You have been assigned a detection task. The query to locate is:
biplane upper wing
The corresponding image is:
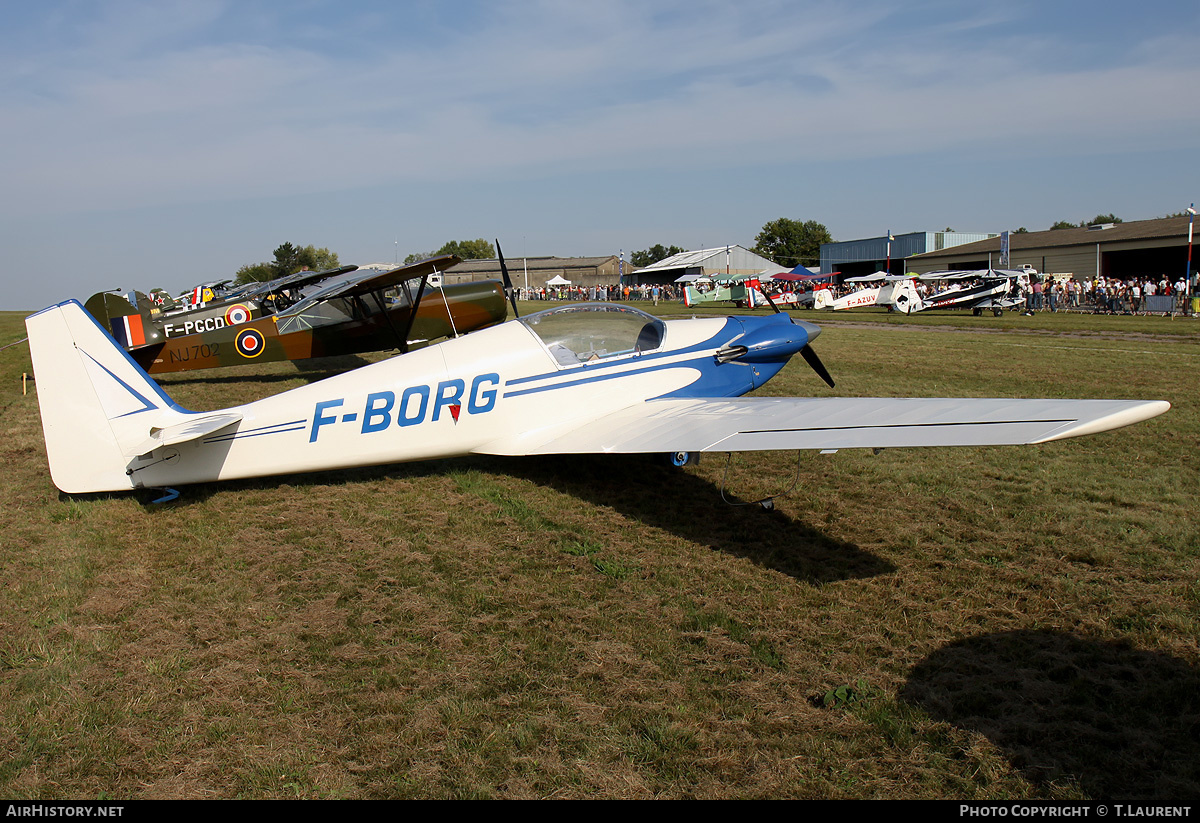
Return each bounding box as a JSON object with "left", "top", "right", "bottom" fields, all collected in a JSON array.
[
  {"left": 329, "top": 254, "right": 462, "bottom": 300},
  {"left": 918, "top": 269, "right": 1025, "bottom": 281},
  {"left": 474, "top": 396, "right": 1170, "bottom": 456},
  {"left": 240, "top": 264, "right": 360, "bottom": 298}
]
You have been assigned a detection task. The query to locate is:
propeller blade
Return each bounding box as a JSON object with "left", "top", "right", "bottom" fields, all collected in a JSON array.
[
  {"left": 757, "top": 286, "right": 782, "bottom": 314},
  {"left": 800, "top": 344, "right": 835, "bottom": 388},
  {"left": 495, "top": 239, "right": 519, "bottom": 319}
]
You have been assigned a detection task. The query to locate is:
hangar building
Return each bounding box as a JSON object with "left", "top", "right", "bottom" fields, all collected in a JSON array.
[
  {"left": 904, "top": 216, "right": 1197, "bottom": 282},
  {"left": 631, "top": 246, "right": 781, "bottom": 285},
  {"left": 820, "top": 230, "right": 998, "bottom": 278}
]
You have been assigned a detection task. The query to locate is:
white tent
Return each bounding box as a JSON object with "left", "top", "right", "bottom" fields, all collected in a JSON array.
[{"left": 545, "top": 275, "right": 572, "bottom": 286}]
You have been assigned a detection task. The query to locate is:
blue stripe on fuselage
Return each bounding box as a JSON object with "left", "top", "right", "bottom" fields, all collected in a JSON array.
[
  {"left": 502, "top": 317, "right": 741, "bottom": 393},
  {"left": 499, "top": 316, "right": 793, "bottom": 401}
]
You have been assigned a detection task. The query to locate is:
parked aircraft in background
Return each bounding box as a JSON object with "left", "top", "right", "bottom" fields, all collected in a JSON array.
[
  {"left": 814, "top": 270, "right": 1029, "bottom": 316},
  {"left": 82, "top": 257, "right": 508, "bottom": 374},
  {"left": 814, "top": 273, "right": 920, "bottom": 312},
  {"left": 909, "top": 270, "right": 1029, "bottom": 316},
  {"left": 25, "top": 289, "right": 1167, "bottom": 497},
  {"left": 683, "top": 273, "right": 813, "bottom": 309},
  {"left": 85, "top": 264, "right": 360, "bottom": 349}
]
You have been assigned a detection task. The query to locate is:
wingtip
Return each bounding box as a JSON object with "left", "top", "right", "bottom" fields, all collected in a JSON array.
[{"left": 1034, "top": 400, "right": 1171, "bottom": 443}]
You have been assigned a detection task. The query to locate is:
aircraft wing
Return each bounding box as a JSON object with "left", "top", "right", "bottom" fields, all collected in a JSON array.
[
  {"left": 474, "top": 397, "right": 1169, "bottom": 456},
  {"left": 328, "top": 255, "right": 463, "bottom": 301},
  {"left": 240, "top": 265, "right": 360, "bottom": 299}
]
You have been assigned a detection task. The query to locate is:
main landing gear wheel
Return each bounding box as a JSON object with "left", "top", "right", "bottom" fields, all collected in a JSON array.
[{"left": 668, "top": 451, "right": 698, "bottom": 467}]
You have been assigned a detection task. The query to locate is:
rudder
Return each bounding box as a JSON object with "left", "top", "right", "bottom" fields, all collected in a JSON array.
[{"left": 26, "top": 300, "right": 190, "bottom": 493}]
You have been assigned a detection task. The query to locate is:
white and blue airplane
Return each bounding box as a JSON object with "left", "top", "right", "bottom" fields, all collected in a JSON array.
[{"left": 25, "top": 297, "right": 1168, "bottom": 495}]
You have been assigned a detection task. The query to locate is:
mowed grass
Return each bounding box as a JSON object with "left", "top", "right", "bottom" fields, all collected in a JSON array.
[{"left": 0, "top": 304, "right": 1197, "bottom": 799}]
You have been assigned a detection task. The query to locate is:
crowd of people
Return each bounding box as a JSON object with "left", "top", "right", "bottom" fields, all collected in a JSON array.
[
  {"left": 518, "top": 283, "right": 682, "bottom": 303},
  {"left": 514, "top": 274, "right": 1197, "bottom": 316},
  {"left": 1023, "top": 275, "right": 1193, "bottom": 314}
]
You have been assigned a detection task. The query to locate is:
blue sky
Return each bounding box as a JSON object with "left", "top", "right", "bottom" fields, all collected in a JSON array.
[{"left": 3, "top": 0, "right": 1198, "bottom": 309}]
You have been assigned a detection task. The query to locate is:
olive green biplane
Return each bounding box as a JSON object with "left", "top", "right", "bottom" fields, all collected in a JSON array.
[{"left": 83, "top": 255, "right": 508, "bottom": 375}]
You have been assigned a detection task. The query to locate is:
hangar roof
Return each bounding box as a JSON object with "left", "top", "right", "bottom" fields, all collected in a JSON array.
[
  {"left": 634, "top": 245, "right": 778, "bottom": 274},
  {"left": 911, "top": 215, "right": 1195, "bottom": 261},
  {"left": 448, "top": 256, "right": 619, "bottom": 274}
]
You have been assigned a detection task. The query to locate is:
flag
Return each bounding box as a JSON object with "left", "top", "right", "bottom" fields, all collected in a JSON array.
[{"left": 111, "top": 313, "right": 146, "bottom": 347}]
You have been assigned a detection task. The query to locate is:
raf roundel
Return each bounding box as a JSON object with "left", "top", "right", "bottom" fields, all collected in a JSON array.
[
  {"left": 225, "top": 304, "right": 252, "bottom": 325},
  {"left": 235, "top": 328, "right": 265, "bottom": 358}
]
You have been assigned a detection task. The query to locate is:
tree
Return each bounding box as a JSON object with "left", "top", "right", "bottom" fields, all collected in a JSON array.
[
  {"left": 435, "top": 238, "right": 495, "bottom": 260},
  {"left": 297, "top": 245, "right": 340, "bottom": 272},
  {"left": 1086, "top": 214, "right": 1122, "bottom": 226},
  {"left": 233, "top": 242, "right": 342, "bottom": 285},
  {"left": 751, "top": 218, "right": 832, "bottom": 267},
  {"left": 630, "top": 244, "right": 684, "bottom": 268},
  {"left": 1049, "top": 220, "right": 1078, "bottom": 231},
  {"left": 405, "top": 239, "right": 496, "bottom": 265}
]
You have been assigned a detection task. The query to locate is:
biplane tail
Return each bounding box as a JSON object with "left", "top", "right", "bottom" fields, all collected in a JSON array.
[
  {"left": 886, "top": 278, "right": 923, "bottom": 314},
  {"left": 26, "top": 300, "right": 237, "bottom": 493},
  {"left": 82, "top": 291, "right": 158, "bottom": 348}
]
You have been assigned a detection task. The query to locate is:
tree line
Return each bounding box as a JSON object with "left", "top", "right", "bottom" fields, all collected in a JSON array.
[{"left": 233, "top": 210, "right": 1171, "bottom": 285}]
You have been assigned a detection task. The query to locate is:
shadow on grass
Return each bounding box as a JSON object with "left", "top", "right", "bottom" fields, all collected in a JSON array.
[
  {"left": 499, "top": 453, "right": 891, "bottom": 585},
  {"left": 900, "top": 629, "right": 1200, "bottom": 799},
  {"left": 124, "top": 452, "right": 890, "bottom": 586}
]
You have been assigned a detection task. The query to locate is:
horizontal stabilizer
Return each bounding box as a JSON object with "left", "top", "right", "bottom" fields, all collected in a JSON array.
[{"left": 127, "top": 413, "right": 243, "bottom": 458}]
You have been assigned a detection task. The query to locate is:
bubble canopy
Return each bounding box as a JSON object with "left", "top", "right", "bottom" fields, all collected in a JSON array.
[{"left": 518, "top": 304, "right": 666, "bottom": 365}]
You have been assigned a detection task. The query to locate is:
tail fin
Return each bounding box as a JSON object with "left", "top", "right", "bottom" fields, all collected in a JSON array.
[
  {"left": 26, "top": 300, "right": 196, "bottom": 493},
  {"left": 82, "top": 291, "right": 160, "bottom": 348},
  {"left": 813, "top": 288, "right": 833, "bottom": 310},
  {"left": 892, "top": 278, "right": 923, "bottom": 314}
]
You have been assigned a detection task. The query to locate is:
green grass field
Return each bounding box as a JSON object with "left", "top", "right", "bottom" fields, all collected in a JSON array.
[{"left": 1, "top": 304, "right": 1197, "bottom": 799}]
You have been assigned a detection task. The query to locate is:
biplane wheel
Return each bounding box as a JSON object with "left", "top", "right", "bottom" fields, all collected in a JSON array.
[
  {"left": 668, "top": 451, "right": 697, "bottom": 467},
  {"left": 993, "top": 309, "right": 1003, "bottom": 317},
  {"left": 972, "top": 308, "right": 982, "bottom": 316}
]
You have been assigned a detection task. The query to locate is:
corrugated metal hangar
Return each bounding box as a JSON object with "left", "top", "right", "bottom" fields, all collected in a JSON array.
[
  {"left": 820, "top": 230, "right": 997, "bottom": 277},
  {"left": 631, "top": 246, "right": 781, "bottom": 285},
  {"left": 905, "top": 216, "right": 1196, "bottom": 281}
]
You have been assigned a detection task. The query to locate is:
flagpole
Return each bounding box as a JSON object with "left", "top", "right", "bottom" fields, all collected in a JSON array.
[{"left": 1187, "top": 205, "right": 1195, "bottom": 313}]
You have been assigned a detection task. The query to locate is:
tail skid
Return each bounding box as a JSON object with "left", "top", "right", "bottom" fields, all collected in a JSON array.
[{"left": 26, "top": 300, "right": 233, "bottom": 493}]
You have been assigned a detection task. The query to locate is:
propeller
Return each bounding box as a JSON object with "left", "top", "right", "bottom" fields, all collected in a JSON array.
[
  {"left": 757, "top": 286, "right": 835, "bottom": 388},
  {"left": 786, "top": 317, "right": 836, "bottom": 389},
  {"left": 757, "top": 287, "right": 782, "bottom": 314},
  {"left": 495, "top": 239, "right": 519, "bottom": 319},
  {"left": 801, "top": 343, "right": 835, "bottom": 388}
]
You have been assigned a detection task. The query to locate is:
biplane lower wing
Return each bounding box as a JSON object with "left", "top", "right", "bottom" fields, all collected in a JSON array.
[{"left": 474, "top": 396, "right": 1170, "bottom": 456}]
